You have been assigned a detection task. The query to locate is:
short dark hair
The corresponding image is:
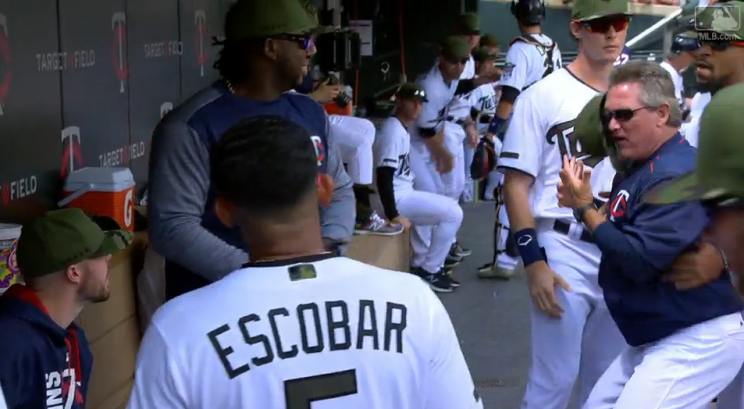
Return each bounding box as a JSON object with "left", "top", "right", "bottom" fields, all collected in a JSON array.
[{"left": 210, "top": 116, "right": 319, "bottom": 217}]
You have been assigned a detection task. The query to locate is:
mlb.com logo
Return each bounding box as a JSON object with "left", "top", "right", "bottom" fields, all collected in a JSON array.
[{"left": 695, "top": 4, "right": 741, "bottom": 41}]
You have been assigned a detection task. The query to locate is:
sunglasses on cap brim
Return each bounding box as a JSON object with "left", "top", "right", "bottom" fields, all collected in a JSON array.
[{"left": 574, "top": 15, "right": 631, "bottom": 34}]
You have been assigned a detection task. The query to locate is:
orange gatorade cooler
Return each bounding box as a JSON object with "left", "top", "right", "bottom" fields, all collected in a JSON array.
[
  {"left": 0, "top": 224, "right": 22, "bottom": 294},
  {"left": 58, "top": 167, "right": 136, "bottom": 231}
]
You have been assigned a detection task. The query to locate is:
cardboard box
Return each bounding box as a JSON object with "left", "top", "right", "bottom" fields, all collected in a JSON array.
[
  {"left": 77, "top": 232, "right": 147, "bottom": 409},
  {"left": 346, "top": 229, "right": 410, "bottom": 271}
]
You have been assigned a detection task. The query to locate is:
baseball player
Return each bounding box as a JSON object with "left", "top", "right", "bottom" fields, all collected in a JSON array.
[
  {"left": 128, "top": 115, "right": 482, "bottom": 409},
  {"left": 659, "top": 31, "right": 699, "bottom": 113},
  {"left": 371, "top": 83, "right": 463, "bottom": 293},
  {"left": 562, "top": 61, "right": 744, "bottom": 409},
  {"left": 478, "top": 0, "right": 563, "bottom": 280},
  {"left": 411, "top": 36, "right": 499, "bottom": 269},
  {"left": 496, "top": 0, "right": 630, "bottom": 406},
  {"left": 463, "top": 42, "right": 501, "bottom": 203}
]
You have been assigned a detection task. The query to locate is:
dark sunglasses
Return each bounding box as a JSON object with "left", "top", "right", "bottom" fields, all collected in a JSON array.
[
  {"left": 700, "top": 39, "right": 744, "bottom": 51},
  {"left": 271, "top": 33, "right": 315, "bottom": 51},
  {"left": 579, "top": 15, "right": 631, "bottom": 34},
  {"left": 445, "top": 56, "right": 469, "bottom": 66},
  {"left": 603, "top": 106, "right": 648, "bottom": 124}
]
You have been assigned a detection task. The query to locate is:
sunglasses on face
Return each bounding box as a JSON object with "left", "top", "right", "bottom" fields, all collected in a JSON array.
[
  {"left": 272, "top": 33, "right": 315, "bottom": 51},
  {"left": 700, "top": 39, "right": 744, "bottom": 51},
  {"left": 445, "top": 56, "right": 469, "bottom": 66},
  {"left": 603, "top": 106, "right": 648, "bottom": 123},
  {"left": 580, "top": 15, "right": 631, "bottom": 34}
]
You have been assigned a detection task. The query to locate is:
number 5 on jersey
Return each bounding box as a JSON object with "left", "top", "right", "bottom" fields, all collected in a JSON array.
[{"left": 285, "top": 369, "right": 357, "bottom": 409}]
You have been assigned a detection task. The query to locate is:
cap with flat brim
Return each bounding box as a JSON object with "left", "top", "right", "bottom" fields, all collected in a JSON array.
[
  {"left": 572, "top": 0, "right": 630, "bottom": 21},
  {"left": 396, "top": 83, "right": 429, "bottom": 102},
  {"left": 224, "top": 0, "right": 321, "bottom": 41},
  {"left": 441, "top": 35, "right": 471, "bottom": 60},
  {"left": 92, "top": 230, "right": 135, "bottom": 258}
]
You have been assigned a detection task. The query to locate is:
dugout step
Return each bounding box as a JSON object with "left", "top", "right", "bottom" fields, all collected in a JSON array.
[{"left": 347, "top": 229, "right": 410, "bottom": 272}]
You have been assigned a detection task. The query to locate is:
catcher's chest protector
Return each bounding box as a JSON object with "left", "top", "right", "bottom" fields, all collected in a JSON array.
[{"left": 509, "top": 34, "right": 556, "bottom": 85}]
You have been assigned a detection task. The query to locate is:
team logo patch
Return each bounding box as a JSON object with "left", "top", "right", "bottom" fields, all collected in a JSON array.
[
  {"left": 502, "top": 62, "right": 515, "bottom": 79},
  {"left": 289, "top": 264, "right": 318, "bottom": 281},
  {"left": 610, "top": 189, "right": 630, "bottom": 221}
]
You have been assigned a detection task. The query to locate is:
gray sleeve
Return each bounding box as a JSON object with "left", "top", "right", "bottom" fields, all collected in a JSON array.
[
  {"left": 319, "top": 115, "right": 356, "bottom": 245},
  {"left": 148, "top": 120, "right": 248, "bottom": 281}
]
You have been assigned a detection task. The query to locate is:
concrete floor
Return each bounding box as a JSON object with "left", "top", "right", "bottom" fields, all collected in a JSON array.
[{"left": 442, "top": 201, "right": 532, "bottom": 409}]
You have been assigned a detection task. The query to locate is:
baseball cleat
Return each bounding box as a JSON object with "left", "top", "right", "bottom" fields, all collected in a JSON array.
[
  {"left": 354, "top": 211, "right": 404, "bottom": 236},
  {"left": 476, "top": 263, "right": 517, "bottom": 279},
  {"left": 450, "top": 242, "right": 472, "bottom": 257}
]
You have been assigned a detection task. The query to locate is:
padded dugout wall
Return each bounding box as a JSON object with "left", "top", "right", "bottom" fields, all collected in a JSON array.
[{"left": 0, "top": 0, "right": 227, "bottom": 223}]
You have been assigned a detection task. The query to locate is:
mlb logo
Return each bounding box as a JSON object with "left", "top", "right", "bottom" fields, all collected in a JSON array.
[{"left": 695, "top": 4, "right": 741, "bottom": 41}]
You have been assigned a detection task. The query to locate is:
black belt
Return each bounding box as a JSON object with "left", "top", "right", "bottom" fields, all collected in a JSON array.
[
  {"left": 553, "top": 220, "right": 594, "bottom": 243},
  {"left": 446, "top": 116, "right": 466, "bottom": 125},
  {"left": 478, "top": 115, "right": 494, "bottom": 124}
]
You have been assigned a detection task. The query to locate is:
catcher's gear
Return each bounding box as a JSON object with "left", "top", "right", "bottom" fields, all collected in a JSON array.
[
  {"left": 511, "top": 0, "right": 545, "bottom": 26},
  {"left": 470, "top": 138, "right": 497, "bottom": 180},
  {"left": 492, "top": 185, "right": 518, "bottom": 264}
]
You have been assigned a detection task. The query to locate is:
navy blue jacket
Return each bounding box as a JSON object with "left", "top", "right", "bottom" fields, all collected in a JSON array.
[
  {"left": 0, "top": 284, "right": 93, "bottom": 408},
  {"left": 595, "top": 134, "right": 743, "bottom": 346}
]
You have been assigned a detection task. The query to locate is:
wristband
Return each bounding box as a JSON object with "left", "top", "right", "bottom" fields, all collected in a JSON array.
[
  {"left": 487, "top": 116, "right": 506, "bottom": 135},
  {"left": 513, "top": 228, "right": 545, "bottom": 267}
]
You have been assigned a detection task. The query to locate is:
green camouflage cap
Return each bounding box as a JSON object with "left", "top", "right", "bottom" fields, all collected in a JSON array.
[
  {"left": 441, "top": 36, "right": 471, "bottom": 60},
  {"left": 458, "top": 12, "right": 480, "bottom": 34},
  {"left": 574, "top": 94, "right": 608, "bottom": 157},
  {"left": 472, "top": 47, "right": 498, "bottom": 62},
  {"left": 224, "top": 0, "right": 320, "bottom": 41},
  {"left": 572, "top": 0, "right": 630, "bottom": 21},
  {"left": 16, "top": 208, "right": 134, "bottom": 278},
  {"left": 480, "top": 33, "right": 500, "bottom": 48},
  {"left": 647, "top": 83, "right": 744, "bottom": 204},
  {"left": 396, "top": 83, "right": 428, "bottom": 102},
  {"left": 693, "top": 1, "right": 744, "bottom": 41}
]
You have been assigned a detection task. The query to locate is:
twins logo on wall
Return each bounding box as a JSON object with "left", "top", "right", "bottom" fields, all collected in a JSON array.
[
  {"left": 195, "top": 10, "right": 207, "bottom": 77},
  {"left": 61, "top": 126, "right": 83, "bottom": 179},
  {"left": 0, "top": 14, "right": 12, "bottom": 117},
  {"left": 112, "top": 12, "right": 128, "bottom": 93}
]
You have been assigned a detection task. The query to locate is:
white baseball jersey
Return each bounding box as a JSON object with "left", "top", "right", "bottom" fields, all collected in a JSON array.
[
  {"left": 462, "top": 55, "right": 476, "bottom": 80},
  {"left": 499, "top": 34, "right": 562, "bottom": 92},
  {"left": 659, "top": 61, "right": 684, "bottom": 109},
  {"left": 498, "top": 68, "right": 605, "bottom": 220},
  {"left": 412, "top": 65, "right": 458, "bottom": 144},
  {"left": 470, "top": 84, "right": 498, "bottom": 133},
  {"left": 374, "top": 117, "right": 415, "bottom": 193},
  {"left": 681, "top": 92, "right": 711, "bottom": 148},
  {"left": 127, "top": 256, "right": 482, "bottom": 409}
]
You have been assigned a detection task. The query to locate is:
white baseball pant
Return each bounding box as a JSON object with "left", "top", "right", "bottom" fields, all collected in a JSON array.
[
  {"left": 409, "top": 140, "right": 446, "bottom": 253},
  {"left": 442, "top": 122, "right": 466, "bottom": 202},
  {"left": 328, "top": 114, "right": 375, "bottom": 185},
  {"left": 583, "top": 313, "right": 744, "bottom": 409},
  {"left": 522, "top": 228, "right": 627, "bottom": 409},
  {"left": 371, "top": 189, "right": 462, "bottom": 274},
  {"left": 484, "top": 137, "right": 504, "bottom": 200}
]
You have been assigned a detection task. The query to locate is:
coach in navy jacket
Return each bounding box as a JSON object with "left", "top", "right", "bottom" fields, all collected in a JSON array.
[
  {"left": 148, "top": 0, "right": 355, "bottom": 300},
  {"left": 557, "top": 62, "right": 741, "bottom": 347},
  {"left": 0, "top": 208, "right": 133, "bottom": 408}
]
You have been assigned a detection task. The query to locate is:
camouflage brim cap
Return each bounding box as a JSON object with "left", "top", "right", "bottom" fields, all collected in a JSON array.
[
  {"left": 472, "top": 47, "right": 498, "bottom": 62},
  {"left": 693, "top": 1, "right": 744, "bottom": 41},
  {"left": 574, "top": 94, "right": 608, "bottom": 157},
  {"left": 441, "top": 35, "right": 471, "bottom": 60},
  {"left": 396, "top": 83, "right": 428, "bottom": 102},
  {"left": 480, "top": 33, "right": 499, "bottom": 48},
  {"left": 224, "top": 0, "right": 320, "bottom": 41},
  {"left": 16, "top": 208, "right": 134, "bottom": 278},
  {"left": 646, "top": 83, "right": 744, "bottom": 204},
  {"left": 458, "top": 12, "right": 480, "bottom": 34},
  {"left": 572, "top": 0, "right": 630, "bottom": 21}
]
